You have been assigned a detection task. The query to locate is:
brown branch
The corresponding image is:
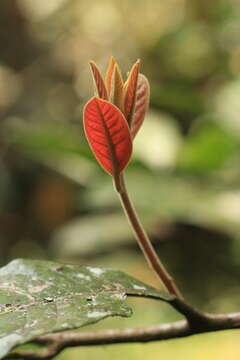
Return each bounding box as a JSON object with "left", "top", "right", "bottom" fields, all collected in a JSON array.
[{"left": 7, "top": 310, "right": 240, "bottom": 360}]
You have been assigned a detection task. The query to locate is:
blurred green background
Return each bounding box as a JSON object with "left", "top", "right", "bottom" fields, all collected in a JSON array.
[{"left": 0, "top": 0, "right": 240, "bottom": 359}]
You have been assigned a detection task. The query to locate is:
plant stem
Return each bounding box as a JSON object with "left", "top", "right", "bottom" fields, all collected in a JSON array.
[
  {"left": 9, "top": 311, "right": 240, "bottom": 359},
  {"left": 113, "top": 172, "right": 183, "bottom": 299}
]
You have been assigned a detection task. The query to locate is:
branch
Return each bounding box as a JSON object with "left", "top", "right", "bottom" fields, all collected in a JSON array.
[{"left": 8, "top": 310, "right": 240, "bottom": 359}]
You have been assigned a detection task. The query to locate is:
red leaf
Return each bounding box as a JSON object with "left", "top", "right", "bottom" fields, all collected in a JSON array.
[
  {"left": 110, "top": 64, "right": 124, "bottom": 110},
  {"left": 131, "top": 74, "right": 150, "bottom": 138},
  {"left": 90, "top": 61, "right": 108, "bottom": 100},
  {"left": 123, "top": 59, "right": 141, "bottom": 126},
  {"left": 83, "top": 97, "right": 132, "bottom": 175},
  {"left": 105, "top": 56, "right": 116, "bottom": 97}
]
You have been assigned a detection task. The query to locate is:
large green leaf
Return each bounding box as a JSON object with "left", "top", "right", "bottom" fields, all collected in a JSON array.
[{"left": 0, "top": 259, "right": 172, "bottom": 358}]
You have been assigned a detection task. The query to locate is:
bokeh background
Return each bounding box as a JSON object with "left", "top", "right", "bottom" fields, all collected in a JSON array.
[{"left": 0, "top": 0, "right": 240, "bottom": 359}]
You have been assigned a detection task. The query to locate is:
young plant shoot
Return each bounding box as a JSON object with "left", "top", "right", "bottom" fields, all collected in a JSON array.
[{"left": 83, "top": 57, "right": 182, "bottom": 299}]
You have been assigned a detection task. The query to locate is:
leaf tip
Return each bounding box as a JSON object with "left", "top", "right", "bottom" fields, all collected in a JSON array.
[{"left": 89, "top": 60, "right": 96, "bottom": 68}]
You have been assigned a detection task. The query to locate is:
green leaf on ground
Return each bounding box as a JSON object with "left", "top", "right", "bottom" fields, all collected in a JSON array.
[{"left": 0, "top": 259, "right": 173, "bottom": 358}]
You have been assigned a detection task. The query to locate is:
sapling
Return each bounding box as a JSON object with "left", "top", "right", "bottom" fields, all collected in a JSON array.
[{"left": 83, "top": 57, "right": 182, "bottom": 299}]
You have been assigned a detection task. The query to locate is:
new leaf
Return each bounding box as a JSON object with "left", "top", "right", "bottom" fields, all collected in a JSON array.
[{"left": 83, "top": 97, "right": 132, "bottom": 175}]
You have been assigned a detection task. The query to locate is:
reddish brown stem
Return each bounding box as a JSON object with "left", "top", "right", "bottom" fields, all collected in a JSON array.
[{"left": 113, "top": 172, "right": 183, "bottom": 299}]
